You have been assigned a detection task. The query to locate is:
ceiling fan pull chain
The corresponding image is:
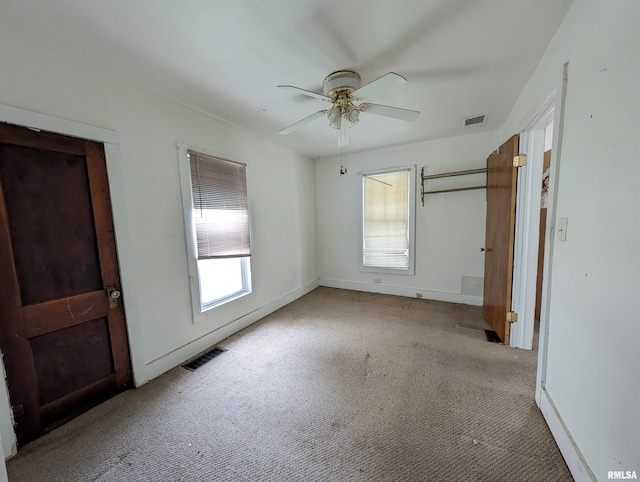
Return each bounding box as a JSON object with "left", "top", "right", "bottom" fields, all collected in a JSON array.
[{"left": 339, "top": 117, "right": 348, "bottom": 175}]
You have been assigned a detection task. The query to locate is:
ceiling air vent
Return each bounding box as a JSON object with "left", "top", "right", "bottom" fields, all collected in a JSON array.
[{"left": 464, "top": 114, "right": 486, "bottom": 127}]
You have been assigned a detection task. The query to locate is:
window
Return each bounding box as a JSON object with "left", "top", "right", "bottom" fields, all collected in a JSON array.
[
  {"left": 178, "top": 144, "right": 252, "bottom": 315},
  {"left": 360, "top": 166, "right": 415, "bottom": 274}
]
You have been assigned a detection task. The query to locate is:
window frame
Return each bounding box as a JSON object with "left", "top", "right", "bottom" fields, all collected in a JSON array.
[
  {"left": 177, "top": 143, "right": 252, "bottom": 319},
  {"left": 197, "top": 256, "right": 252, "bottom": 311},
  {"left": 358, "top": 165, "right": 416, "bottom": 276}
]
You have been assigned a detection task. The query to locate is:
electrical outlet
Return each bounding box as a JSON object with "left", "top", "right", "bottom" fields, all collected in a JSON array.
[
  {"left": 373, "top": 278, "right": 382, "bottom": 284},
  {"left": 416, "top": 293, "right": 423, "bottom": 299}
]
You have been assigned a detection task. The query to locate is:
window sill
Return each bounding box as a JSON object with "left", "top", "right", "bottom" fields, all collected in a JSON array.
[
  {"left": 193, "top": 289, "right": 251, "bottom": 324},
  {"left": 359, "top": 266, "right": 415, "bottom": 276}
]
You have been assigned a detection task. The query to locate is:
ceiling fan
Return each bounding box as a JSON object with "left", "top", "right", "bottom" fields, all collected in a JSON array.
[{"left": 278, "top": 70, "right": 420, "bottom": 147}]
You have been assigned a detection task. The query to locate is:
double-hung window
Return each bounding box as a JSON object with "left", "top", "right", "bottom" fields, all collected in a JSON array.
[
  {"left": 178, "top": 145, "right": 252, "bottom": 314},
  {"left": 360, "top": 166, "right": 416, "bottom": 275}
]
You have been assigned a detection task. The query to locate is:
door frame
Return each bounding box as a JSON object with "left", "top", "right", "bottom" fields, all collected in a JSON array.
[
  {"left": 509, "top": 102, "right": 555, "bottom": 350},
  {"left": 507, "top": 62, "right": 568, "bottom": 393},
  {"left": 509, "top": 64, "right": 568, "bottom": 359},
  {"left": 0, "top": 104, "right": 148, "bottom": 458}
]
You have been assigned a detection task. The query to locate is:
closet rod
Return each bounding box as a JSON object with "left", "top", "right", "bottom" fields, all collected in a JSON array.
[
  {"left": 420, "top": 166, "right": 487, "bottom": 205},
  {"left": 423, "top": 185, "right": 486, "bottom": 195},
  {"left": 421, "top": 167, "right": 487, "bottom": 180}
]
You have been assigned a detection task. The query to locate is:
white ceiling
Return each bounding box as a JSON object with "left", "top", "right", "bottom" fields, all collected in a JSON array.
[{"left": 4, "top": 0, "right": 573, "bottom": 159}]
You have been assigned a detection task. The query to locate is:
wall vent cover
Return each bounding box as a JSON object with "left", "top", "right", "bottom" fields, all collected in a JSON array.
[
  {"left": 183, "top": 347, "right": 227, "bottom": 372},
  {"left": 464, "top": 114, "right": 486, "bottom": 127}
]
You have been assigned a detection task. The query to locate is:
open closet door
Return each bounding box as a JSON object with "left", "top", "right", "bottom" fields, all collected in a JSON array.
[{"left": 482, "top": 134, "right": 519, "bottom": 344}]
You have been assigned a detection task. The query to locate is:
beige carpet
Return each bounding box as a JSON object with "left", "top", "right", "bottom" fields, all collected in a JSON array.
[{"left": 7, "top": 287, "right": 572, "bottom": 481}]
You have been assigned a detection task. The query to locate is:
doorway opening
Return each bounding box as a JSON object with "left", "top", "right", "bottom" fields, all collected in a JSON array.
[
  {"left": 533, "top": 122, "right": 554, "bottom": 349},
  {"left": 510, "top": 91, "right": 561, "bottom": 352}
]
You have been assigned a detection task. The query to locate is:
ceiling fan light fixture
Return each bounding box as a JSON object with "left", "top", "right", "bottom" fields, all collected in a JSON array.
[
  {"left": 327, "top": 105, "right": 341, "bottom": 129},
  {"left": 346, "top": 105, "right": 360, "bottom": 127}
]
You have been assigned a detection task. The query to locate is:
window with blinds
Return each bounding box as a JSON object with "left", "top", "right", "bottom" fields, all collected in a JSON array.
[
  {"left": 188, "top": 150, "right": 251, "bottom": 260},
  {"left": 361, "top": 167, "right": 415, "bottom": 272},
  {"left": 181, "top": 148, "right": 252, "bottom": 312}
]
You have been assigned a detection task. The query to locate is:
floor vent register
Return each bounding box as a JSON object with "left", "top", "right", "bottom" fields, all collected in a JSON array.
[{"left": 182, "top": 348, "right": 227, "bottom": 372}]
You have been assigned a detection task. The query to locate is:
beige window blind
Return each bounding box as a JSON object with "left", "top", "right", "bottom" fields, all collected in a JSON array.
[
  {"left": 188, "top": 150, "right": 251, "bottom": 259},
  {"left": 363, "top": 169, "right": 410, "bottom": 269}
]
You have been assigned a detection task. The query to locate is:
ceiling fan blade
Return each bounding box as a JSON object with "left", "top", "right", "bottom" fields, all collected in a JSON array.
[
  {"left": 278, "top": 85, "right": 331, "bottom": 102},
  {"left": 352, "top": 72, "right": 407, "bottom": 99},
  {"left": 279, "top": 110, "right": 326, "bottom": 135},
  {"left": 360, "top": 103, "right": 420, "bottom": 121}
]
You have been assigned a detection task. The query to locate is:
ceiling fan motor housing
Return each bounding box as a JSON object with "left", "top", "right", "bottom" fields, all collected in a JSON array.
[{"left": 323, "top": 70, "right": 361, "bottom": 98}]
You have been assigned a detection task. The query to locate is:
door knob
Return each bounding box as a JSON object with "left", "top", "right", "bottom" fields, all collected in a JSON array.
[
  {"left": 107, "top": 286, "right": 121, "bottom": 309},
  {"left": 480, "top": 247, "right": 491, "bottom": 252}
]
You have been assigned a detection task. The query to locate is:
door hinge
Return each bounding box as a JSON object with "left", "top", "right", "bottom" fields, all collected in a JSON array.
[
  {"left": 506, "top": 311, "right": 518, "bottom": 323},
  {"left": 513, "top": 154, "right": 527, "bottom": 167}
]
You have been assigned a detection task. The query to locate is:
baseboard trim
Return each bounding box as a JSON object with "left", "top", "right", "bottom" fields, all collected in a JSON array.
[
  {"left": 539, "top": 388, "right": 596, "bottom": 482},
  {"left": 318, "top": 278, "right": 483, "bottom": 306},
  {"left": 144, "top": 280, "right": 319, "bottom": 381}
]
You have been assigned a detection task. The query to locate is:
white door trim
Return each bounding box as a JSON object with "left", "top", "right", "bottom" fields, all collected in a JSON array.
[
  {"left": 510, "top": 100, "right": 555, "bottom": 350},
  {"left": 535, "top": 63, "right": 568, "bottom": 401},
  {"left": 0, "top": 104, "right": 119, "bottom": 144}
]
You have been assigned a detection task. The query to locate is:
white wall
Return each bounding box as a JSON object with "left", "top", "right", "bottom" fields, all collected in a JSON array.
[
  {"left": 502, "top": 1, "right": 640, "bottom": 480},
  {"left": 316, "top": 131, "right": 499, "bottom": 304},
  {"left": 0, "top": 24, "right": 318, "bottom": 458},
  {"left": 4, "top": 3, "right": 638, "bottom": 479}
]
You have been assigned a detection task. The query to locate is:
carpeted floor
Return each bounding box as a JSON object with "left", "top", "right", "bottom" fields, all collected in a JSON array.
[{"left": 7, "top": 287, "right": 572, "bottom": 481}]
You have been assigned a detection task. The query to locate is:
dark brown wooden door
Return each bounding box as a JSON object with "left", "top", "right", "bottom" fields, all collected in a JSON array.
[
  {"left": 483, "top": 134, "right": 519, "bottom": 344},
  {"left": 0, "top": 123, "right": 132, "bottom": 445}
]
